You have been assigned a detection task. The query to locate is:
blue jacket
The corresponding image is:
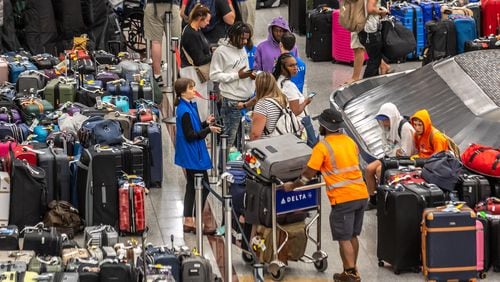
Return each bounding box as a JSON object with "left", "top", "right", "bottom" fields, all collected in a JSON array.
[
  {"left": 175, "top": 99, "right": 212, "bottom": 170},
  {"left": 291, "top": 55, "right": 306, "bottom": 93}
]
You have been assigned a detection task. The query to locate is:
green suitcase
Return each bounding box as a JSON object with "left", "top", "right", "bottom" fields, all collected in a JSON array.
[
  {"left": 18, "top": 98, "right": 54, "bottom": 122},
  {"left": 44, "top": 78, "right": 77, "bottom": 108},
  {"left": 27, "top": 256, "right": 63, "bottom": 273}
]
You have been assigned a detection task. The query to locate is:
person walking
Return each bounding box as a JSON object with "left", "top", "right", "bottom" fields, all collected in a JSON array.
[{"left": 283, "top": 108, "right": 368, "bottom": 282}]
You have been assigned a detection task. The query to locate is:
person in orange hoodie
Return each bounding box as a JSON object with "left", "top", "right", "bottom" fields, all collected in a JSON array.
[{"left": 410, "top": 109, "right": 449, "bottom": 158}]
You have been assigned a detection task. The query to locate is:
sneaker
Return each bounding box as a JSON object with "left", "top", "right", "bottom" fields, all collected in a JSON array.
[
  {"left": 333, "top": 271, "right": 361, "bottom": 282},
  {"left": 155, "top": 75, "right": 165, "bottom": 87}
]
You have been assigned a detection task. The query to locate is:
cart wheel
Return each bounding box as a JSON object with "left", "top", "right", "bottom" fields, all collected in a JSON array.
[
  {"left": 378, "top": 260, "right": 384, "bottom": 267},
  {"left": 479, "top": 272, "right": 487, "bottom": 279},
  {"left": 314, "top": 258, "right": 328, "bottom": 272},
  {"left": 241, "top": 252, "right": 254, "bottom": 264},
  {"left": 270, "top": 266, "right": 285, "bottom": 281}
]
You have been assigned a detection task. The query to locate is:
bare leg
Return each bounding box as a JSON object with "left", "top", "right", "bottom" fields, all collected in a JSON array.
[
  {"left": 365, "top": 160, "right": 381, "bottom": 196},
  {"left": 345, "top": 48, "right": 366, "bottom": 84},
  {"left": 152, "top": 40, "right": 162, "bottom": 76},
  {"left": 338, "top": 239, "right": 356, "bottom": 269},
  {"left": 379, "top": 59, "right": 392, "bottom": 75}
]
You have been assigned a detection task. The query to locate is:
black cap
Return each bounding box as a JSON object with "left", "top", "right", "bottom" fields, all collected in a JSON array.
[{"left": 315, "top": 108, "right": 344, "bottom": 132}]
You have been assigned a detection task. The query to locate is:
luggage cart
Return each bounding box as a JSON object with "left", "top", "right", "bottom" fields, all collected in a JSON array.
[{"left": 267, "top": 180, "right": 328, "bottom": 281}]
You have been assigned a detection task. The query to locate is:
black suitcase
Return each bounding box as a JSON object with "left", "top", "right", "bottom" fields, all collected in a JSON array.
[
  {"left": 306, "top": 7, "right": 333, "bottom": 61},
  {"left": 37, "top": 147, "right": 71, "bottom": 203},
  {"left": 181, "top": 256, "right": 215, "bottom": 282},
  {"left": 490, "top": 217, "right": 500, "bottom": 272},
  {"left": 119, "top": 145, "right": 145, "bottom": 178},
  {"left": 100, "top": 261, "right": 134, "bottom": 282},
  {"left": 422, "top": 19, "right": 457, "bottom": 65},
  {"left": 23, "top": 226, "right": 63, "bottom": 256},
  {"left": 131, "top": 138, "right": 152, "bottom": 189},
  {"left": 9, "top": 159, "right": 47, "bottom": 230},
  {"left": 457, "top": 173, "right": 491, "bottom": 208},
  {"left": 314, "top": 0, "right": 339, "bottom": 8},
  {"left": 288, "top": 0, "right": 307, "bottom": 35},
  {"left": 0, "top": 225, "right": 19, "bottom": 250}
]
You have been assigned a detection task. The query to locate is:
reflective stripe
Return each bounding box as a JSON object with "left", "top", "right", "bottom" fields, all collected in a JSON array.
[
  {"left": 323, "top": 165, "right": 360, "bottom": 175},
  {"left": 321, "top": 140, "right": 360, "bottom": 175},
  {"left": 327, "top": 177, "right": 365, "bottom": 190}
]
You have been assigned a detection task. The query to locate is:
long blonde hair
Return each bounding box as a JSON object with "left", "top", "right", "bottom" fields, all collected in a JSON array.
[{"left": 255, "top": 72, "right": 288, "bottom": 108}]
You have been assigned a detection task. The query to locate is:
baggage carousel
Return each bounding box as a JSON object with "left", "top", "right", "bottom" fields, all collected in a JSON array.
[{"left": 331, "top": 49, "right": 500, "bottom": 164}]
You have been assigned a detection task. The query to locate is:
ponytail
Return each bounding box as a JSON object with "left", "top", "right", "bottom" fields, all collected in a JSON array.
[{"left": 272, "top": 53, "right": 293, "bottom": 80}]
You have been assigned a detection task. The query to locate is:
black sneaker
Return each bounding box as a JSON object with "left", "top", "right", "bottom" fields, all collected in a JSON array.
[{"left": 155, "top": 75, "right": 165, "bottom": 87}]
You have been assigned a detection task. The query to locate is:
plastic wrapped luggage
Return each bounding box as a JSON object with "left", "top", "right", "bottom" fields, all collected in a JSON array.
[
  {"left": 306, "top": 7, "right": 333, "bottom": 61},
  {"left": 331, "top": 9, "right": 368, "bottom": 64},
  {"left": 28, "top": 256, "right": 63, "bottom": 273},
  {"left": 449, "top": 15, "right": 477, "bottom": 54},
  {"left": 422, "top": 206, "right": 477, "bottom": 281},
  {"left": 390, "top": 3, "right": 425, "bottom": 60},
  {"left": 244, "top": 134, "right": 311, "bottom": 181}
]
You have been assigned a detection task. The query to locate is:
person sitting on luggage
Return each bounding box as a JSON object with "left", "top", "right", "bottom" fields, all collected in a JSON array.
[
  {"left": 253, "top": 16, "right": 298, "bottom": 72},
  {"left": 410, "top": 109, "right": 449, "bottom": 159},
  {"left": 283, "top": 108, "right": 368, "bottom": 282},
  {"left": 173, "top": 78, "right": 221, "bottom": 234},
  {"left": 358, "top": 0, "right": 389, "bottom": 78},
  {"left": 249, "top": 72, "right": 289, "bottom": 140},
  {"left": 279, "top": 32, "right": 306, "bottom": 94},
  {"left": 364, "top": 103, "right": 415, "bottom": 208}
]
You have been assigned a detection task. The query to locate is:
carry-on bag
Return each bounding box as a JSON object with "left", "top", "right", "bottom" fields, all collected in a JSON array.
[
  {"left": 0, "top": 225, "right": 19, "bottom": 250},
  {"left": 141, "top": 245, "right": 180, "bottom": 282},
  {"left": 448, "top": 14, "right": 478, "bottom": 54},
  {"left": 381, "top": 17, "right": 418, "bottom": 61},
  {"left": 104, "top": 111, "right": 134, "bottom": 139},
  {"left": 101, "top": 95, "right": 130, "bottom": 113},
  {"left": 96, "top": 65, "right": 123, "bottom": 77},
  {"left": 244, "top": 134, "right": 311, "bottom": 181},
  {"left": 43, "top": 201, "right": 83, "bottom": 239},
  {"left": 390, "top": 3, "right": 425, "bottom": 60},
  {"left": 181, "top": 256, "right": 215, "bottom": 282},
  {"left": 422, "top": 19, "right": 457, "bottom": 65},
  {"left": 29, "top": 54, "right": 60, "bottom": 70},
  {"left": 306, "top": 7, "right": 333, "bottom": 61},
  {"left": 0, "top": 173, "right": 11, "bottom": 227},
  {"left": 422, "top": 206, "right": 477, "bottom": 281},
  {"left": 44, "top": 78, "right": 77, "bottom": 108},
  {"left": 27, "top": 256, "right": 63, "bottom": 273},
  {"left": 95, "top": 72, "right": 120, "bottom": 89},
  {"left": 16, "top": 71, "right": 47, "bottom": 97},
  {"left": 421, "top": 151, "right": 463, "bottom": 192},
  {"left": 475, "top": 197, "right": 500, "bottom": 214},
  {"left": 131, "top": 122, "right": 162, "bottom": 187},
  {"left": 17, "top": 97, "right": 54, "bottom": 121},
  {"left": 457, "top": 173, "right": 491, "bottom": 208},
  {"left": 100, "top": 260, "right": 134, "bottom": 282},
  {"left": 23, "top": 225, "right": 63, "bottom": 257},
  {"left": 130, "top": 81, "right": 153, "bottom": 106},
  {"left": 8, "top": 60, "right": 38, "bottom": 83},
  {"left": 461, "top": 143, "right": 500, "bottom": 177},
  {"left": 481, "top": 0, "right": 500, "bottom": 36},
  {"left": 0, "top": 250, "right": 35, "bottom": 274},
  {"left": 36, "top": 147, "right": 70, "bottom": 203},
  {"left": 106, "top": 80, "right": 132, "bottom": 105},
  {"left": 93, "top": 51, "right": 119, "bottom": 65},
  {"left": 0, "top": 108, "right": 22, "bottom": 125},
  {"left": 331, "top": 9, "right": 368, "bottom": 64}
]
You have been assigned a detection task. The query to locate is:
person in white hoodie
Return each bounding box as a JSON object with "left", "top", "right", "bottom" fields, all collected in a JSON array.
[
  {"left": 210, "top": 22, "right": 256, "bottom": 147},
  {"left": 365, "top": 103, "right": 416, "bottom": 208}
]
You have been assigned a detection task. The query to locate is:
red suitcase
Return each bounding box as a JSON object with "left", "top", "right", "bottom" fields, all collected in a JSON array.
[
  {"left": 13, "top": 145, "right": 37, "bottom": 166},
  {"left": 119, "top": 180, "right": 146, "bottom": 234},
  {"left": 481, "top": 0, "right": 500, "bottom": 36},
  {"left": 332, "top": 9, "right": 368, "bottom": 64}
]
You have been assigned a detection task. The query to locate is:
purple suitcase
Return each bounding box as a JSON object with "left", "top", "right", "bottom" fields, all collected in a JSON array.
[{"left": 96, "top": 72, "right": 120, "bottom": 89}]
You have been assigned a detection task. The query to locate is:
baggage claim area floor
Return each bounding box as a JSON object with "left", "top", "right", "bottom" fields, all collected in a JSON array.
[{"left": 150, "top": 5, "right": 500, "bottom": 282}]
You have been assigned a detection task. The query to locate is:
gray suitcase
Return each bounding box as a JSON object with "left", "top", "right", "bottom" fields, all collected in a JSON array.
[
  {"left": 130, "top": 81, "right": 153, "bottom": 103},
  {"left": 16, "top": 71, "right": 46, "bottom": 97},
  {"left": 181, "top": 256, "right": 214, "bottom": 282},
  {"left": 37, "top": 147, "right": 70, "bottom": 203},
  {"left": 244, "top": 134, "right": 312, "bottom": 181},
  {"left": 0, "top": 250, "right": 35, "bottom": 274}
]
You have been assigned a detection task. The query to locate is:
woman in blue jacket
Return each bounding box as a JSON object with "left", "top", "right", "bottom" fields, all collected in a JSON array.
[{"left": 174, "top": 78, "right": 221, "bottom": 233}]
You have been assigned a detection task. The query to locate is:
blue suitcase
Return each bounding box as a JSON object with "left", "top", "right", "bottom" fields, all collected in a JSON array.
[
  {"left": 102, "top": 95, "right": 130, "bottom": 112},
  {"left": 8, "top": 61, "right": 38, "bottom": 83},
  {"left": 415, "top": 1, "right": 441, "bottom": 46},
  {"left": 391, "top": 3, "right": 425, "bottom": 60},
  {"left": 449, "top": 15, "right": 477, "bottom": 54},
  {"left": 132, "top": 122, "right": 162, "bottom": 188},
  {"left": 107, "top": 81, "right": 133, "bottom": 109}
]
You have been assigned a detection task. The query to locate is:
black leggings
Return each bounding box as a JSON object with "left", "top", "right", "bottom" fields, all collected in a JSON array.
[
  {"left": 183, "top": 169, "right": 210, "bottom": 217},
  {"left": 359, "top": 31, "right": 383, "bottom": 79}
]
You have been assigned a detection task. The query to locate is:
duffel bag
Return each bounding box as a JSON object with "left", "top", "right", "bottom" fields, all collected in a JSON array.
[
  {"left": 461, "top": 143, "right": 500, "bottom": 178},
  {"left": 381, "top": 17, "right": 417, "bottom": 60},
  {"left": 421, "top": 151, "right": 463, "bottom": 192},
  {"left": 476, "top": 197, "right": 500, "bottom": 215}
]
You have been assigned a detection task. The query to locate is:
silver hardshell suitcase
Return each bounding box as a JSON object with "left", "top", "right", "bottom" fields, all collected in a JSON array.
[{"left": 244, "top": 134, "right": 312, "bottom": 181}]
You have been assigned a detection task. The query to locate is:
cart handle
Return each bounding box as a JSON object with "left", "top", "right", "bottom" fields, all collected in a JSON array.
[{"left": 275, "top": 181, "right": 325, "bottom": 192}]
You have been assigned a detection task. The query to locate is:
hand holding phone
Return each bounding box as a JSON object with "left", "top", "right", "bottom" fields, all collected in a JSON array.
[{"left": 308, "top": 92, "right": 317, "bottom": 99}]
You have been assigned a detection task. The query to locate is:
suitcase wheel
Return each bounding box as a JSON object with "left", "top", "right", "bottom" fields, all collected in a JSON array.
[
  {"left": 378, "top": 260, "right": 384, "bottom": 267},
  {"left": 241, "top": 251, "right": 255, "bottom": 264},
  {"left": 479, "top": 271, "right": 487, "bottom": 279}
]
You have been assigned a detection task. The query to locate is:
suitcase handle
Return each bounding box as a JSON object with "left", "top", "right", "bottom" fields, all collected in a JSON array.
[{"left": 250, "top": 148, "right": 266, "bottom": 160}]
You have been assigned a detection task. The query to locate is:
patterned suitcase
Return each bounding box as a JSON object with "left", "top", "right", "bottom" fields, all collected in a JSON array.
[
  {"left": 391, "top": 3, "right": 425, "bottom": 60},
  {"left": 331, "top": 9, "right": 368, "bottom": 64}
]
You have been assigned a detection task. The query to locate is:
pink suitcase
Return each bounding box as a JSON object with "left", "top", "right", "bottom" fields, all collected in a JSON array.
[
  {"left": 331, "top": 9, "right": 368, "bottom": 64},
  {"left": 477, "top": 219, "right": 486, "bottom": 278}
]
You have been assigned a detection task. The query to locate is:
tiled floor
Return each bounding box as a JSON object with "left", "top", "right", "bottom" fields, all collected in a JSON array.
[{"left": 147, "top": 4, "right": 500, "bottom": 282}]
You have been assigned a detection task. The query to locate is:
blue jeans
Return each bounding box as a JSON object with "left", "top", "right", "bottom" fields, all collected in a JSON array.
[{"left": 221, "top": 97, "right": 242, "bottom": 148}]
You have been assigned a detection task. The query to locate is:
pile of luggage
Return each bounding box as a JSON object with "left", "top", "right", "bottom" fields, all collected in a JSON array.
[
  {"left": 0, "top": 224, "right": 218, "bottom": 281},
  {"left": 292, "top": 0, "right": 499, "bottom": 63},
  {"left": 376, "top": 146, "right": 500, "bottom": 281}
]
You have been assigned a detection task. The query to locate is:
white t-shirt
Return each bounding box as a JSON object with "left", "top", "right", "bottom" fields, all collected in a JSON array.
[{"left": 277, "top": 75, "right": 307, "bottom": 120}]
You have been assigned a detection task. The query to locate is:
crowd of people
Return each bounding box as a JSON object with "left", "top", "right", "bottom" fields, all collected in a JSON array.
[{"left": 143, "top": 2, "right": 455, "bottom": 281}]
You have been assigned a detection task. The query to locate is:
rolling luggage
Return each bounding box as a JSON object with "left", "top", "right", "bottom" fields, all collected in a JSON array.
[
  {"left": 84, "top": 225, "right": 119, "bottom": 248},
  {"left": 104, "top": 111, "right": 134, "bottom": 139},
  {"left": 17, "top": 97, "right": 54, "bottom": 121},
  {"left": 390, "top": 3, "right": 425, "bottom": 60},
  {"left": 0, "top": 250, "right": 35, "bottom": 274},
  {"left": 96, "top": 72, "right": 120, "bottom": 88},
  {"left": 0, "top": 225, "right": 19, "bottom": 250},
  {"left": 465, "top": 2, "right": 482, "bottom": 37},
  {"left": 44, "top": 78, "right": 77, "bottom": 108},
  {"left": 130, "top": 138, "right": 152, "bottom": 189},
  {"left": 131, "top": 122, "right": 162, "bottom": 187},
  {"left": 28, "top": 256, "right": 63, "bottom": 273},
  {"left": 118, "top": 176, "right": 146, "bottom": 235},
  {"left": 481, "top": 0, "right": 500, "bottom": 36},
  {"left": 306, "top": 7, "right": 333, "bottom": 61},
  {"left": 288, "top": 0, "right": 307, "bottom": 35},
  {"left": 16, "top": 71, "right": 46, "bottom": 97},
  {"left": 244, "top": 134, "right": 311, "bottom": 181},
  {"left": 476, "top": 219, "right": 488, "bottom": 278},
  {"left": 8, "top": 61, "right": 38, "bottom": 83},
  {"left": 422, "top": 19, "right": 457, "bottom": 65},
  {"left": 331, "top": 9, "right": 368, "bottom": 64},
  {"left": 96, "top": 65, "right": 122, "bottom": 77},
  {"left": 93, "top": 51, "right": 119, "bottom": 65},
  {"left": 99, "top": 261, "right": 134, "bottom": 282},
  {"left": 490, "top": 217, "right": 500, "bottom": 271},
  {"left": 457, "top": 173, "right": 491, "bottom": 208},
  {"left": 377, "top": 183, "right": 444, "bottom": 273},
  {"left": 30, "top": 54, "right": 59, "bottom": 70},
  {"left": 130, "top": 81, "right": 153, "bottom": 107},
  {"left": 9, "top": 159, "right": 47, "bottom": 230},
  {"left": 0, "top": 173, "right": 10, "bottom": 227},
  {"left": 117, "top": 60, "right": 152, "bottom": 82},
  {"left": 0, "top": 123, "right": 25, "bottom": 143},
  {"left": 142, "top": 245, "right": 181, "bottom": 282},
  {"left": 101, "top": 95, "right": 130, "bottom": 112},
  {"left": 422, "top": 206, "right": 477, "bottom": 281},
  {"left": 37, "top": 147, "right": 71, "bottom": 203},
  {"left": 449, "top": 15, "right": 477, "bottom": 54},
  {"left": 181, "top": 256, "right": 215, "bottom": 282}
]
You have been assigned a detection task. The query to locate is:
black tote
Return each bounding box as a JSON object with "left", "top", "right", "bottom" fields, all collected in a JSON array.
[{"left": 381, "top": 18, "right": 417, "bottom": 61}]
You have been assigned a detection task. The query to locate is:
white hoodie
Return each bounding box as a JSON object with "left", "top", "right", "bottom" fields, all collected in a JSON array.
[
  {"left": 376, "top": 102, "right": 416, "bottom": 157},
  {"left": 209, "top": 39, "right": 255, "bottom": 101}
]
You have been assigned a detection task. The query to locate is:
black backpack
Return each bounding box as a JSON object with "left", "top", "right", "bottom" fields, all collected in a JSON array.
[{"left": 397, "top": 115, "right": 411, "bottom": 139}]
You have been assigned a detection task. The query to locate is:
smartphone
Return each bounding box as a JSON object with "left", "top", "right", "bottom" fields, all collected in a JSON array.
[{"left": 308, "top": 92, "right": 317, "bottom": 98}]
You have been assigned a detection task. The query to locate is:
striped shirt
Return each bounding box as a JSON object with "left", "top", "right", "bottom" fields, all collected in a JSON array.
[{"left": 254, "top": 98, "right": 283, "bottom": 137}]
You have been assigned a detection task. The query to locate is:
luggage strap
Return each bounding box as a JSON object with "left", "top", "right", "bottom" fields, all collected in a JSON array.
[{"left": 320, "top": 140, "right": 364, "bottom": 190}]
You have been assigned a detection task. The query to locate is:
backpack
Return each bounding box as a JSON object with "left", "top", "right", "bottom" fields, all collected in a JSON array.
[
  {"left": 430, "top": 129, "right": 461, "bottom": 158},
  {"left": 185, "top": 0, "right": 218, "bottom": 32},
  {"left": 397, "top": 116, "right": 410, "bottom": 139},
  {"left": 263, "top": 98, "right": 301, "bottom": 137},
  {"left": 339, "top": 0, "right": 368, "bottom": 32}
]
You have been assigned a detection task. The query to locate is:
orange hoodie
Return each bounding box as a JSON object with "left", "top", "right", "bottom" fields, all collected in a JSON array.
[{"left": 410, "top": 109, "right": 449, "bottom": 158}]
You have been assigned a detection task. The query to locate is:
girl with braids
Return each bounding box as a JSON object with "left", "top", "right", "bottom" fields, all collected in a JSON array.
[
  {"left": 273, "top": 53, "right": 312, "bottom": 119},
  {"left": 210, "top": 21, "right": 256, "bottom": 148},
  {"left": 174, "top": 78, "right": 221, "bottom": 233}
]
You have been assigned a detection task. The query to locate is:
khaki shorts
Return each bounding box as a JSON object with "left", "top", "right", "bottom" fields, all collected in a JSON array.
[
  {"left": 350, "top": 32, "right": 365, "bottom": 50},
  {"left": 144, "top": 3, "right": 181, "bottom": 41}
]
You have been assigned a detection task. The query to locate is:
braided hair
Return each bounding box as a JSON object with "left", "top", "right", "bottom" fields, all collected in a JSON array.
[
  {"left": 272, "top": 53, "right": 294, "bottom": 80},
  {"left": 226, "top": 22, "right": 251, "bottom": 48}
]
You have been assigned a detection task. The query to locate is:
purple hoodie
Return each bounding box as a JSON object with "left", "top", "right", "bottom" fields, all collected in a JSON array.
[{"left": 253, "top": 16, "right": 298, "bottom": 72}]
